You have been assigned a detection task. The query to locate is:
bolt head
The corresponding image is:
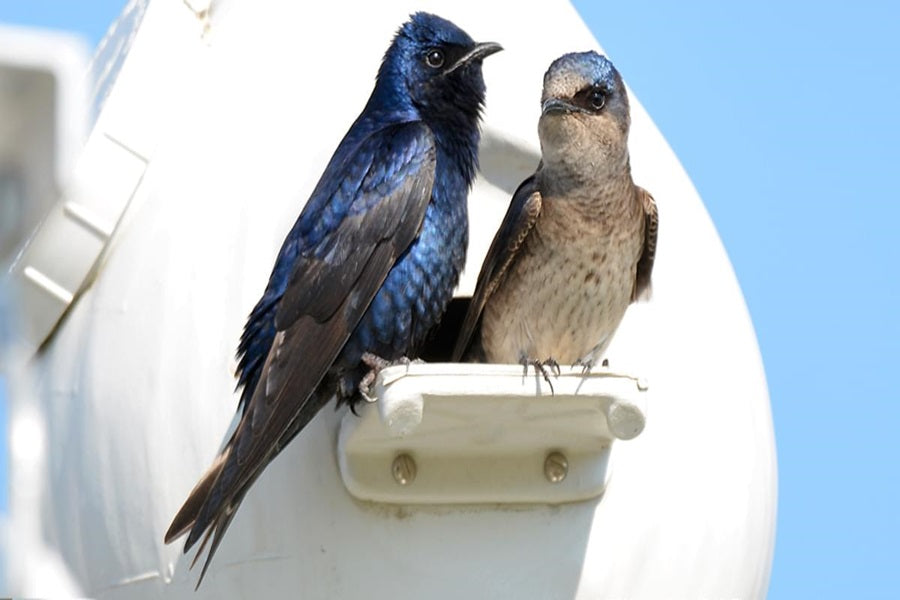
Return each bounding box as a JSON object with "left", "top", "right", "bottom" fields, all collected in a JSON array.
[
  {"left": 392, "top": 453, "right": 416, "bottom": 486},
  {"left": 544, "top": 451, "right": 568, "bottom": 483}
]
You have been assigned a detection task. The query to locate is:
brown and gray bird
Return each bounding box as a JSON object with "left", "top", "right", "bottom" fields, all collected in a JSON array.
[{"left": 452, "top": 51, "right": 657, "bottom": 371}]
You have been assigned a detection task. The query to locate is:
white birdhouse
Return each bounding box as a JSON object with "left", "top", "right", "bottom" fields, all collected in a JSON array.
[{"left": 2, "top": 1, "right": 776, "bottom": 598}]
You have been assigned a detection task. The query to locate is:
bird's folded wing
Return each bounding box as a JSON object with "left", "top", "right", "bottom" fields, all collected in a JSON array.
[
  {"left": 452, "top": 175, "right": 542, "bottom": 360},
  {"left": 633, "top": 186, "right": 658, "bottom": 301},
  {"left": 166, "top": 122, "right": 436, "bottom": 580}
]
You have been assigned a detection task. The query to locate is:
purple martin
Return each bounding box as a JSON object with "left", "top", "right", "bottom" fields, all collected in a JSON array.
[
  {"left": 165, "top": 13, "right": 500, "bottom": 585},
  {"left": 453, "top": 51, "right": 657, "bottom": 373}
]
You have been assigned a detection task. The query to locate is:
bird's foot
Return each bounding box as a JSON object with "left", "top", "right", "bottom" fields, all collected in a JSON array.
[
  {"left": 358, "top": 371, "right": 378, "bottom": 404},
  {"left": 520, "top": 355, "right": 561, "bottom": 395},
  {"left": 572, "top": 357, "right": 593, "bottom": 374},
  {"left": 572, "top": 357, "right": 609, "bottom": 374},
  {"left": 358, "top": 353, "right": 425, "bottom": 403}
]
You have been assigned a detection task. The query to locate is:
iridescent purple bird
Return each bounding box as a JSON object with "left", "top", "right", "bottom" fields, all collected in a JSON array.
[{"left": 165, "top": 13, "right": 500, "bottom": 585}]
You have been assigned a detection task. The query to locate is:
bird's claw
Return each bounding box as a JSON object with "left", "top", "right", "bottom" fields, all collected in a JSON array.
[
  {"left": 545, "top": 357, "right": 562, "bottom": 377},
  {"left": 395, "top": 356, "right": 426, "bottom": 370},
  {"left": 520, "top": 356, "right": 561, "bottom": 395},
  {"left": 358, "top": 371, "right": 378, "bottom": 404},
  {"left": 358, "top": 353, "right": 425, "bottom": 402},
  {"left": 572, "top": 357, "right": 609, "bottom": 374},
  {"left": 572, "top": 357, "right": 592, "bottom": 374}
]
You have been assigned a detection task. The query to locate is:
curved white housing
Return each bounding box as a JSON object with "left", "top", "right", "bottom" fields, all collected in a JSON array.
[{"left": 11, "top": 0, "right": 777, "bottom": 598}]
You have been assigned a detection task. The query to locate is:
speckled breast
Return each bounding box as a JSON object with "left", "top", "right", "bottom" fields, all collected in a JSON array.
[{"left": 481, "top": 194, "right": 643, "bottom": 364}]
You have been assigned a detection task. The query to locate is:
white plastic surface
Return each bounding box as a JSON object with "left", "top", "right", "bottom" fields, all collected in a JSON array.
[
  {"left": 0, "top": 23, "right": 146, "bottom": 355},
  {"left": 0, "top": 26, "right": 87, "bottom": 262},
  {"left": 338, "top": 363, "right": 647, "bottom": 504},
  {"left": 10, "top": 1, "right": 777, "bottom": 598},
  {"left": 0, "top": 25, "right": 89, "bottom": 598},
  {"left": 10, "top": 133, "right": 147, "bottom": 353}
]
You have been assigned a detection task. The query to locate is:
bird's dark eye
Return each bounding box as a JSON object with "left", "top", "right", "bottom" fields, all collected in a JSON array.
[
  {"left": 589, "top": 88, "right": 606, "bottom": 110},
  {"left": 425, "top": 48, "right": 445, "bottom": 69}
]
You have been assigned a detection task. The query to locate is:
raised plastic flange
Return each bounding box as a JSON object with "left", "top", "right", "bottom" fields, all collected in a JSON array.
[
  {"left": 8, "top": 133, "right": 147, "bottom": 355},
  {"left": 337, "top": 362, "right": 648, "bottom": 505}
]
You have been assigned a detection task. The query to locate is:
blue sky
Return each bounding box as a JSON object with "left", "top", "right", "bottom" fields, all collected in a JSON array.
[{"left": 1, "top": 1, "right": 898, "bottom": 597}]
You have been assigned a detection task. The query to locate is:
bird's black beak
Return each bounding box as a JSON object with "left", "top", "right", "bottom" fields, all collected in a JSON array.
[
  {"left": 445, "top": 41, "right": 503, "bottom": 74},
  {"left": 541, "top": 97, "right": 581, "bottom": 115}
]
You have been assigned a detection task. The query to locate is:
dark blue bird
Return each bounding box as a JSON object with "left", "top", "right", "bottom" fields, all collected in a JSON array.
[{"left": 164, "top": 13, "right": 500, "bottom": 585}]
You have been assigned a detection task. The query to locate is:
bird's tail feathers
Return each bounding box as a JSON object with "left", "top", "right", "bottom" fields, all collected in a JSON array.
[
  {"left": 189, "top": 504, "right": 238, "bottom": 589},
  {"left": 164, "top": 447, "right": 231, "bottom": 545}
]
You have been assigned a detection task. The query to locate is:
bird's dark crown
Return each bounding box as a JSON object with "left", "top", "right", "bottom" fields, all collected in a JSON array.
[{"left": 401, "top": 12, "right": 476, "bottom": 49}]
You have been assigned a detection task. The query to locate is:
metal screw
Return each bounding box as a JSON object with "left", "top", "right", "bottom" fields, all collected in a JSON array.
[
  {"left": 544, "top": 451, "right": 568, "bottom": 483},
  {"left": 392, "top": 453, "right": 417, "bottom": 486}
]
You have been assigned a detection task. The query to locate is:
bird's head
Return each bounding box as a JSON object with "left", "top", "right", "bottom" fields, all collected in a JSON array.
[
  {"left": 380, "top": 12, "right": 502, "bottom": 125},
  {"left": 538, "top": 52, "right": 631, "bottom": 175}
]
